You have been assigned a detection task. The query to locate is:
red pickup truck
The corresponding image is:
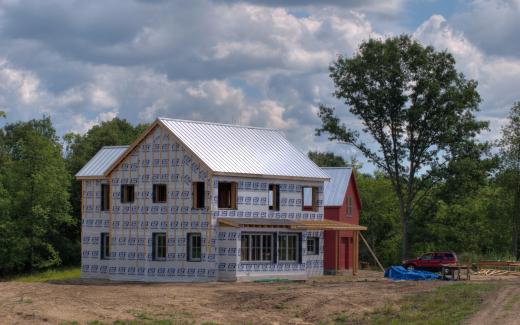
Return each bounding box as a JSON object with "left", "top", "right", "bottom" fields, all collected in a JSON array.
[{"left": 402, "top": 252, "right": 458, "bottom": 272}]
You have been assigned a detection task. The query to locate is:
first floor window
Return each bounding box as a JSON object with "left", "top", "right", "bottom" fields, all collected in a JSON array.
[
  {"left": 278, "top": 233, "right": 299, "bottom": 262},
  {"left": 121, "top": 184, "right": 135, "bottom": 203},
  {"left": 100, "top": 232, "right": 110, "bottom": 260},
  {"left": 187, "top": 233, "right": 202, "bottom": 261},
  {"left": 307, "top": 237, "right": 319, "bottom": 255},
  {"left": 241, "top": 233, "right": 273, "bottom": 262},
  {"left": 153, "top": 232, "right": 166, "bottom": 261}
]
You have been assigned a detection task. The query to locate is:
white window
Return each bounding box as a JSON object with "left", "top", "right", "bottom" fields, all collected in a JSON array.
[
  {"left": 188, "top": 233, "right": 202, "bottom": 262},
  {"left": 278, "top": 234, "right": 299, "bottom": 262},
  {"left": 347, "top": 196, "right": 353, "bottom": 216},
  {"left": 241, "top": 233, "right": 273, "bottom": 262},
  {"left": 268, "top": 184, "right": 280, "bottom": 211},
  {"left": 153, "top": 233, "right": 166, "bottom": 261},
  {"left": 307, "top": 237, "right": 319, "bottom": 255},
  {"left": 100, "top": 232, "right": 110, "bottom": 260}
]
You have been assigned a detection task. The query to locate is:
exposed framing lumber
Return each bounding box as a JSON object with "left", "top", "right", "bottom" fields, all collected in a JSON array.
[{"left": 359, "top": 232, "right": 385, "bottom": 272}]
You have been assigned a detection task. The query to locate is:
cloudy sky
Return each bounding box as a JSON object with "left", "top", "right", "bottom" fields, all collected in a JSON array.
[{"left": 0, "top": 0, "right": 518, "bottom": 171}]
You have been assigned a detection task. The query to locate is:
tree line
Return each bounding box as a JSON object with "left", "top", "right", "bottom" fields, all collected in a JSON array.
[{"left": 0, "top": 34, "right": 519, "bottom": 275}]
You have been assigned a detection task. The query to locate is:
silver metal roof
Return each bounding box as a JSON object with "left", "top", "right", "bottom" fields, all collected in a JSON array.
[
  {"left": 75, "top": 146, "right": 128, "bottom": 178},
  {"left": 159, "top": 118, "right": 329, "bottom": 180},
  {"left": 322, "top": 167, "right": 352, "bottom": 206}
]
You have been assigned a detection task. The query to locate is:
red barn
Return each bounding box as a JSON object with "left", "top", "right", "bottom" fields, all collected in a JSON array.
[{"left": 322, "top": 167, "right": 364, "bottom": 274}]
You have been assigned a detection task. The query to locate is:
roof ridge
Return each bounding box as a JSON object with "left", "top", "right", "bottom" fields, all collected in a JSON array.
[
  {"left": 101, "top": 145, "right": 130, "bottom": 149},
  {"left": 158, "top": 117, "right": 280, "bottom": 132}
]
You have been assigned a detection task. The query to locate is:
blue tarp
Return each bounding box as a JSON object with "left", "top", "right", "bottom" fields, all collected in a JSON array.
[{"left": 384, "top": 266, "right": 442, "bottom": 281}]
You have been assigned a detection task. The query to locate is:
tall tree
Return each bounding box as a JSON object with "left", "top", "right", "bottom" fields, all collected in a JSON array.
[
  {"left": 0, "top": 117, "right": 74, "bottom": 273},
  {"left": 317, "top": 35, "right": 487, "bottom": 258},
  {"left": 498, "top": 102, "right": 520, "bottom": 260}
]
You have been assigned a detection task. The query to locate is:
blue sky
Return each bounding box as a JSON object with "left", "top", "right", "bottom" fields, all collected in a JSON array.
[{"left": 0, "top": 0, "right": 518, "bottom": 172}]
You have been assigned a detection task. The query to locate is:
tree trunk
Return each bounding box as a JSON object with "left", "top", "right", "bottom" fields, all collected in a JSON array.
[
  {"left": 399, "top": 196, "right": 408, "bottom": 259},
  {"left": 514, "top": 184, "right": 520, "bottom": 260}
]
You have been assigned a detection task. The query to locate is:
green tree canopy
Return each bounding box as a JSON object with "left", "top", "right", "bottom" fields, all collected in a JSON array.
[
  {"left": 308, "top": 151, "right": 347, "bottom": 167},
  {"left": 317, "top": 35, "right": 488, "bottom": 258}
]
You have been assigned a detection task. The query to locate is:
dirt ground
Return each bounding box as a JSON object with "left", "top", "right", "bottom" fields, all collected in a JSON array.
[
  {"left": 0, "top": 271, "right": 518, "bottom": 325},
  {"left": 466, "top": 278, "right": 520, "bottom": 325}
]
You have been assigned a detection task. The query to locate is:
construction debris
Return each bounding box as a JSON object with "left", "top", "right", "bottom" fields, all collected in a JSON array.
[{"left": 473, "top": 269, "right": 520, "bottom": 277}]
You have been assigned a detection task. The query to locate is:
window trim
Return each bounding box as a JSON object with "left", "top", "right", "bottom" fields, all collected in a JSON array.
[
  {"left": 100, "top": 232, "right": 110, "bottom": 260},
  {"left": 120, "top": 184, "right": 135, "bottom": 203},
  {"left": 152, "top": 184, "right": 167, "bottom": 203},
  {"left": 100, "top": 184, "right": 110, "bottom": 211},
  {"left": 278, "top": 233, "right": 299, "bottom": 263},
  {"left": 347, "top": 195, "right": 353, "bottom": 216},
  {"left": 152, "top": 232, "right": 167, "bottom": 261},
  {"left": 218, "top": 181, "right": 237, "bottom": 210},
  {"left": 268, "top": 184, "right": 280, "bottom": 211},
  {"left": 241, "top": 232, "right": 274, "bottom": 263},
  {"left": 307, "top": 237, "right": 319, "bottom": 255},
  {"left": 187, "top": 232, "right": 202, "bottom": 262}
]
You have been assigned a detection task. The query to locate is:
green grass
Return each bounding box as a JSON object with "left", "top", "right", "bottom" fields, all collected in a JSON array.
[
  {"left": 11, "top": 267, "right": 81, "bottom": 283},
  {"left": 324, "top": 282, "right": 498, "bottom": 325},
  {"left": 364, "top": 282, "right": 498, "bottom": 325}
]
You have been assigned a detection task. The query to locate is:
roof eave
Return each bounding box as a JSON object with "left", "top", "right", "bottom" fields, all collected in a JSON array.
[{"left": 212, "top": 171, "right": 329, "bottom": 182}]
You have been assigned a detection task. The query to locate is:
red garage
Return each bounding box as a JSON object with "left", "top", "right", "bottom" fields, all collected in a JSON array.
[{"left": 322, "top": 167, "right": 366, "bottom": 275}]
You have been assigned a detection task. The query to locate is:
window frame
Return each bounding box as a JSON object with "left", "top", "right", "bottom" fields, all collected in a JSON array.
[
  {"left": 192, "top": 182, "right": 205, "bottom": 209},
  {"left": 302, "top": 186, "right": 318, "bottom": 212},
  {"left": 100, "top": 184, "right": 110, "bottom": 211},
  {"left": 307, "top": 237, "right": 319, "bottom": 255},
  {"left": 152, "top": 232, "right": 167, "bottom": 261},
  {"left": 120, "top": 184, "right": 135, "bottom": 203},
  {"left": 268, "top": 184, "right": 280, "bottom": 211},
  {"left": 100, "top": 232, "right": 110, "bottom": 260},
  {"left": 187, "top": 233, "right": 202, "bottom": 262},
  {"left": 241, "top": 232, "right": 274, "bottom": 263},
  {"left": 347, "top": 195, "right": 353, "bottom": 216},
  {"left": 152, "top": 184, "right": 167, "bottom": 203},
  {"left": 218, "top": 181, "right": 237, "bottom": 210},
  {"left": 278, "top": 233, "right": 299, "bottom": 263}
]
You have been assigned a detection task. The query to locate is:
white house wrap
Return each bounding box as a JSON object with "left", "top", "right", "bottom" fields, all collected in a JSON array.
[{"left": 77, "top": 117, "right": 335, "bottom": 282}]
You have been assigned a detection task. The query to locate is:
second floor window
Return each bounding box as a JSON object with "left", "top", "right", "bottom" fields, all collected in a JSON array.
[
  {"left": 218, "top": 182, "right": 237, "bottom": 209},
  {"left": 302, "top": 187, "right": 318, "bottom": 212},
  {"left": 268, "top": 184, "right": 280, "bottom": 211},
  {"left": 100, "top": 184, "right": 110, "bottom": 211},
  {"left": 121, "top": 184, "right": 134, "bottom": 203},
  {"left": 347, "top": 196, "right": 353, "bottom": 216},
  {"left": 153, "top": 184, "right": 167, "bottom": 203},
  {"left": 192, "top": 182, "right": 205, "bottom": 209}
]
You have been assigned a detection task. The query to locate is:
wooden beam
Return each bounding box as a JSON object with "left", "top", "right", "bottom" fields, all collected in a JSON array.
[
  {"left": 335, "top": 231, "right": 339, "bottom": 274},
  {"left": 352, "top": 231, "right": 359, "bottom": 276},
  {"left": 359, "top": 232, "right": 385, "bottom": 272}
]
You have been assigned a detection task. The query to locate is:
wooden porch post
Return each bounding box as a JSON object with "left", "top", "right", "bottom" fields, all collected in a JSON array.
[
  {"left": 335, "top": 230, "right": 339, "bottom": 274},
  {"left": 352, "top": 230, "right": 359, "bottom": 276}
]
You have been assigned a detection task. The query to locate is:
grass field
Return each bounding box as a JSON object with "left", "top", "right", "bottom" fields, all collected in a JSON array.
[{"left": 10, "top": 267, "right": 80, "bottom": 283}]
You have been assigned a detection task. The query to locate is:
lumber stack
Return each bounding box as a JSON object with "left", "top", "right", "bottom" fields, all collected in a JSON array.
[{"left": 473, "top": 269, "right": 520, "bottom": 277}]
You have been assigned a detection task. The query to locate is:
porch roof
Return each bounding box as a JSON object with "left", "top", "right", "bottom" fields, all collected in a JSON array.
[{"left": 218, "top": 217, "right": 367, "bottom": 231}]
